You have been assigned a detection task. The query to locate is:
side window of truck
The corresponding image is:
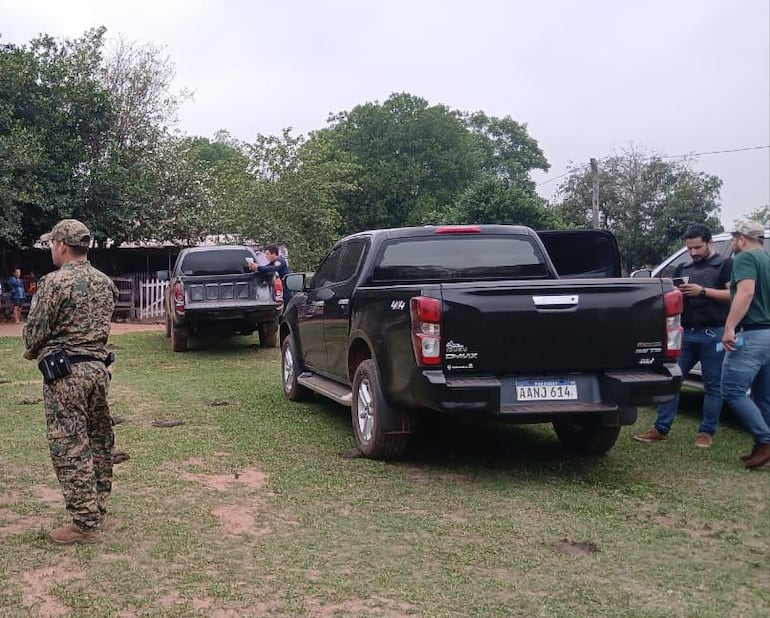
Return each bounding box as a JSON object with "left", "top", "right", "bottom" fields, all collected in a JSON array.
[
  {"left": 337, "top": 240, "right": 366, "bottom": 282},
  {"left": 314, "top": 240, "right": 367, "bottom": 288},
  {"left": 314, "top": 246, "right": 344, "bottom": 288}
]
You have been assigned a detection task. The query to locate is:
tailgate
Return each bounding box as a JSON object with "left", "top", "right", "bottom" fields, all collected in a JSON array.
[
  {"left": 440, "top": 278, "right": 669, "bottom": 374},
  {"left": 183, "top": 275, "right": 277, "bottom": 308}
]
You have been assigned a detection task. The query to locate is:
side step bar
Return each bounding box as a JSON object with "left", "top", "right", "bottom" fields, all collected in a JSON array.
[{"left": 297, "top": 372, "right": 353, "bottom": 406}]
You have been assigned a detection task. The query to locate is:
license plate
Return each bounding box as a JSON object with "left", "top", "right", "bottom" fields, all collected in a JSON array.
[{"left": 515, "top": 379, "right": 578, "bottom": 401}]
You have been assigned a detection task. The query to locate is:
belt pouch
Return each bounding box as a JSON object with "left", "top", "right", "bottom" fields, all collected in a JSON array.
[{"left": 38, "top": 350, "right": 72, "bottom": 384}]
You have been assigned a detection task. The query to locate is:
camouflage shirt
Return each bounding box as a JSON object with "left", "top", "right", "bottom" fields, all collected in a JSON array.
[{"left": 23, "top": 260, "right": 118, "bottom": 361}]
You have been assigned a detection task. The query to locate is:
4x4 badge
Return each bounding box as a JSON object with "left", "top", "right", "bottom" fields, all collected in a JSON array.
[{"left": 390, "top": 300, "right": 406, "bottom": 310}]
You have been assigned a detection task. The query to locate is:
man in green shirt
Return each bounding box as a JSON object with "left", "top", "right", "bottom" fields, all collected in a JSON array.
[{"left": 720, "top": 219, "right": 770, "bottom": 469}]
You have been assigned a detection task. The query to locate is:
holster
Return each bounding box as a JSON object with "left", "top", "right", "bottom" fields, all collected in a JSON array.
[{"left": 38, "top": 350, "right": 72, "bottom": 384}]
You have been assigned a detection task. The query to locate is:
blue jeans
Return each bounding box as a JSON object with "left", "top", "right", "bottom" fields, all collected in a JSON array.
[
  {"left": 655, "top": 327, "right": 725, "bottom": 435},
  {"left": 721, "top": 328, "right": 770, "bottom": 445}
]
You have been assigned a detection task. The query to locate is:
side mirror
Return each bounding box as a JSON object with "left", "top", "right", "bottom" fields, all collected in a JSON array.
[
  {"left": 156, "top": 270, "right": 169, "bottom": 281},
  {"left": 284, "top": 272, "right": 307, "bottom": 292},
  {"left": 629, "top": 268, "right": 652, "bottom": 279}
]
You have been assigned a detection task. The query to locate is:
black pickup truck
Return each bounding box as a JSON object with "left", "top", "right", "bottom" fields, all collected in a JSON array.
[
  {"left": 279, "top": 225, "right": 683, "bottom": 459},
  {"left": 158, "top": 245, "right": 283, "bottom": 352}
]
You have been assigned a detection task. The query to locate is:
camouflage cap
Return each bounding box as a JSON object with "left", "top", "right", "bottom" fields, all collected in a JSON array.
[
  {"left": 40, "top": 219, "right": 91, "bottom": 248},
  {"left": 730, "top": 219, "right": 765, "bottom": 240}
]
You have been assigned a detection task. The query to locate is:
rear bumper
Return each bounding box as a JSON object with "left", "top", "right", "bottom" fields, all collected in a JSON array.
[
  {"left": 176, "top": 304, "right": 280, "bottom": 332},
  {"left": 404, "top": 364, "right": 682, "bottom": 423}
]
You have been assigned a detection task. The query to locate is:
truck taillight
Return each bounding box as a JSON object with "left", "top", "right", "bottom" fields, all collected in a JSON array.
[
  {"left": 173, "top": 281, "right": 185, "bottom": 314},
  {"left": 274, "top": 276, "right": 284, "bottom": 305},
  {"left": 663, "top": 289, "right": 683, "bottom": 359},
  {"left": 410, "top": 296, "right": 442, "bottom": 366}
]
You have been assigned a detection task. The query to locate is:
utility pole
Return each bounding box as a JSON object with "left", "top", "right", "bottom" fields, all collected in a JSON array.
[{"left": 590, "top": 158, "right": 599, "bottom": 229}]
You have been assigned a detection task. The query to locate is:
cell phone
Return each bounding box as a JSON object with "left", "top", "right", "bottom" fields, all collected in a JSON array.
[{"left": 672, "top": 276, "right": 689, "bottom": 286}]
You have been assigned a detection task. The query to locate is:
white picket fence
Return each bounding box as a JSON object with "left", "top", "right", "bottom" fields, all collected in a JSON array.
[{"left": 138, "top": 279, "right": 168, "bottom": 319}]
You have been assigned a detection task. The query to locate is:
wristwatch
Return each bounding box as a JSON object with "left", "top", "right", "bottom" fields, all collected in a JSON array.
[{"left": 700, "top": 287, "right": 707, "bottom": 297}]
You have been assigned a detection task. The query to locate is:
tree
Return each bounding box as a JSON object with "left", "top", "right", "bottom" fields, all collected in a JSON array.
[
  {"left": 229, "top": 129, "right": 345, "bottom": 269},
  {"left": 309, "top": 93, "right": 481, "bottom": 234},
  {"left": 0, "top": 29, "right": 189, "bottom": 248},
  {"left": 80, "top": 35, "right": 190, "bottom": 245},
  {"left": 446, "top": 177, "right": 563, "bottom": 229},
  {"left": 744, "top": 205, "right": 769, "bottom": 224},
  {"left": 554, "top": 147, "right": 723, "bottom": 271},
  {"left": 1, "top": 29, "right": 113, "bottom": 247}
]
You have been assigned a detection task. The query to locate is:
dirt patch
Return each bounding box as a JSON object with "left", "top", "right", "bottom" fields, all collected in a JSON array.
[
  {"left": 32, "top": 484, "right": 64, "bottom": 508},
  {"left": 0, "top": 321, "right": 163, "bottom": 338},
  {"left": 554, "top": 538, "right": 599, "bottom": 556},
  {"left": 180, "top": 468, "right": 269, "bottom": 492},
  {"left": 21, "top": 561, "right": 86, "bottom": 617},
  {"left": 0, "top": 510, "right": 50, "bottom": 541}
]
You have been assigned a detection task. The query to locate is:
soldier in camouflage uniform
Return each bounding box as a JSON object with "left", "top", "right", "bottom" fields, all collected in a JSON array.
[{"left": 23, "top": 219, "right": 118, "bottom": 545}]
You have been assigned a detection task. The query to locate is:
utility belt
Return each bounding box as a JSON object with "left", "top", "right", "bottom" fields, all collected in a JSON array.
[{"left": 38, "top": 350, "right": 115, "bottom": 385}]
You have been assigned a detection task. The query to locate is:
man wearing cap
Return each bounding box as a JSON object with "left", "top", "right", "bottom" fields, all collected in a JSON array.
[
  {"left": 23, "top": 219, "right": 119, "bottom": 544},
  {"left": 720, "top": 219, "right": 770, "bottom": 469}
]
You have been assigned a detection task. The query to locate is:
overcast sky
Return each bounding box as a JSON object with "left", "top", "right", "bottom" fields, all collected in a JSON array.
[{"left": 2, "top": 0, "right": 768, "bottom": 228}]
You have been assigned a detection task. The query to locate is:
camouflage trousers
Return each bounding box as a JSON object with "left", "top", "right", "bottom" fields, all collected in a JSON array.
[{"left": 43, "top": 362, "right": 114, "bottom": 532}]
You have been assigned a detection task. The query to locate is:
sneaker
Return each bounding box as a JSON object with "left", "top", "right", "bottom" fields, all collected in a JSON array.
[
  {"left": 49, "top": 524, "right": 103, "bottom": 545},
  {"left": 695, "top": 433, "right": 713, "bottom": 448},
  {"left": 633, "top": 428, "right": 667, "bottom": 443}
]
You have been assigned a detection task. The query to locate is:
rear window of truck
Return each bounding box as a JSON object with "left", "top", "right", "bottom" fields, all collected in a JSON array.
[
  {"left": 180, "top": 249, "right": 252, "bottom": 276},
  {"left": 372, "top": 236, "right": 551, "bottom": 281}
]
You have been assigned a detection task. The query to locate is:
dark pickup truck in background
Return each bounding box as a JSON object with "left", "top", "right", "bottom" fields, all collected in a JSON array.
[
  {"left": 279, "top": 225, "right": 684, "bottom": 459},
  {"left": 158, "top": 245, "right": 283, "bottom": 352}
]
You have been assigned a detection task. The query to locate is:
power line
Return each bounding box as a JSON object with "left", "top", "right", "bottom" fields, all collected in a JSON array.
[
  {"left": 660, "top": 144, "right": 770, "bottom": 159},
  {"left": 536, "top": 144, "right": 770, "bottom": 188}
]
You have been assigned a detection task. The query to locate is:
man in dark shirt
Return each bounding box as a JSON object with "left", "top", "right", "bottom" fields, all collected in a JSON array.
[
  {"left": 249, "top": 244, "right": 291, "bottom": 301},
  {"left": 635, "top": 224, "right": 732, "bottom": 448}
]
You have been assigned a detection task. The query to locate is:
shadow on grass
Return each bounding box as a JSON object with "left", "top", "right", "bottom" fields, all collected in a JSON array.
[{"left": 308, "top": 398, "right": 627, "bottom": 484}]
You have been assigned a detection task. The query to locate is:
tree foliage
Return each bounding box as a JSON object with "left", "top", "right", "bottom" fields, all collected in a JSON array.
[
  {"left": 235, "top": 129, "right": 345, "bottom": 270},
  {"left": 0, "top": 29, "right": 189, "bottom": 249},
  {"left": 304, "top": 93, "right": 554, "bottom": 236},
  {"left": 554, "top": 147, "right": 723, "bottom": 271},
  {"left": 744, "top": 205, "right": 769, "bottom": 225}
]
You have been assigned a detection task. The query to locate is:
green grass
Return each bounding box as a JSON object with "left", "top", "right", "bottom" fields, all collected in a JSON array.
[{"left": 0, "top": 332, "right": 768, "bottom": 617}]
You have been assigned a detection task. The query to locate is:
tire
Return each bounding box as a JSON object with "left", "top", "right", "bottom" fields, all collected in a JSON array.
[
  {"left": 165, "top": 313, "right": 171, "bottom": 338},
  {"left": 553, "top": 414, "right": 621, "bottom": 455},
  {"left": 351, "top": 359, "right": 412, "bottom": 460},
  {"left": 258, "top": 319, "right": 279, "bottom": 348},
  {"left": 171, "top": 326, "right": 189, "bottom": 352},
  {"left": 281, "top": 335, "right": 313, "bottom": 401}
]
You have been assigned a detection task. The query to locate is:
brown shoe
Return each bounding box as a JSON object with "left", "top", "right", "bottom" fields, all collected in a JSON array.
[
  {"left": 695, "top": 433, "right": 713, "bottom": 448},
  {"left": 633, "top": 428, "right": 667, "bottom": 443},
  {"left": 743, "top": 443, "right": 770, "bottom": 469},
  {"left": 49, "top": 524, "right": 103, "bottom": 545}
]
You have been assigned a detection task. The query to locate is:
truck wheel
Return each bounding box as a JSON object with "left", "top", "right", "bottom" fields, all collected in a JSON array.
[
  {"left": 165, "top": 314, "right": 171, "bottom": 338},
  {"left": 351, "top": 360, "right": 412, "bottom": 460},
  {"left": 281, "top": 335, "right": 312, "bottom": 401},
  {"left": 553, "top": 415, "right": 621, "bottom": 455},
  {"left": 258, "top": 319, "right": 279, "bottom": 348},
  {"left": 171, "top": 326, "right": 189, "bottom": 352}
]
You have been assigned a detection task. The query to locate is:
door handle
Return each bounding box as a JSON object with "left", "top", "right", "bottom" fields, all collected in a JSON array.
[{"left": 337, "top": 299, "right": 350, "bottom": 307}]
